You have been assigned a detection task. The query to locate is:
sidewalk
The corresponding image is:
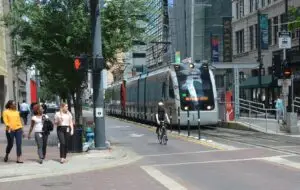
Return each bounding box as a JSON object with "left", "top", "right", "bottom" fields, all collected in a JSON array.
[
  {"left": 0, "top": 145, "right": 140, "bottom": 183},
  {"left": 233, "top": 117, "right": 300, "bottom": 137},
  {"left": 0, "top": 124, "right": 59, "bottom": 165},
  {"left": 0, "top": 124, "right": 140, "bottom": 182}
]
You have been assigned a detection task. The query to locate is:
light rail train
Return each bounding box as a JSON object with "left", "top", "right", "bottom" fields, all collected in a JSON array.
[{"left": 105, "top": 63, "right": 218, "bottom": 126}]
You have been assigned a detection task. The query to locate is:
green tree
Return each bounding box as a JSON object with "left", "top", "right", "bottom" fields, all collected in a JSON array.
[
  {"left": 3, "top": 0, "right": 148, "bottom": 123},
  {"left": 39, "top": 85, "right": 56, "bottom": 103},
  {"left": 288, "top": 6, "right": 300, "bottom": 31}
]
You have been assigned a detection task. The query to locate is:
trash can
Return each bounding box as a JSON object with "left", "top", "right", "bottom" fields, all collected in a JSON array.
[{"left": 68, "top": 125, "right": 83, "bottom": 153}]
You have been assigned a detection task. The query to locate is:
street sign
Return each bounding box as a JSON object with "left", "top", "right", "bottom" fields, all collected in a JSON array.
[
  {"left": 278, "top": 31, "right": 291, "bottom": 49},
  {"left": 95, "top": 107, "right": 103, "bottom": 118}
]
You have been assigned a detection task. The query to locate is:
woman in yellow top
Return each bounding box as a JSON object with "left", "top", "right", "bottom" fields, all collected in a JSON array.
[{"left": 2, "top": 100, "right": 24, "bottom": 163}]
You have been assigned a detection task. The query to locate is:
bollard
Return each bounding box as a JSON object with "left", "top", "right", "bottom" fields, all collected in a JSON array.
[
  {"left": 197, "top": 108, "right": 201, "bottom": 140},
  {"left": 169, "top": 107, "right": 173, "bottom": 132},
  {"left": 187, "top": 109, "right": 190, "bottom": 137},
  {"left": 177, "top": 107, "right": 181, "bottom": 134},
  {"left": 151, "top": 106, "right": 153, "bottom": 122}
]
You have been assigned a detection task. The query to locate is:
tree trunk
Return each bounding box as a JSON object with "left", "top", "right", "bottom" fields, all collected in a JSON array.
[{"left": 72, "top": 89, "right": 83, "bottom": 125}]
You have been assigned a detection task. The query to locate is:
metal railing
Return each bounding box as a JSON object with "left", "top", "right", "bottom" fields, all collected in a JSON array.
[
  {"left": 292, "top": 97, "right": 300, "bottom": 112},
  {"left": 218, "top": 98, "right": 280, "bottom": 133},
  {"left": 239, "top": 98, "right": 266, "bottom": 118}
]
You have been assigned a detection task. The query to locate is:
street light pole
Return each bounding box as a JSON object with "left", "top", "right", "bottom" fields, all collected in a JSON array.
[
  {"left": 91, "top": 0, "right": 106, "bottom": 149},
  {"left": 257, "top": 7, "right": 263, "bottom": 103}
]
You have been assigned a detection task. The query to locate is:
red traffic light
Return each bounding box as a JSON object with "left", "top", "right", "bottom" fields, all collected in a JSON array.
[{"left": 74, "top": 58, "right": 81, "bottom": 70}]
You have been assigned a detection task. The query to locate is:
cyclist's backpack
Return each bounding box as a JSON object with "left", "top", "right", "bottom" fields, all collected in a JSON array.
[
  {"left": 42, "top": 115, "right": 54, "bottom": 134},
  {"left": 158, "top": 106, "right": 165, "bottom": 121}
]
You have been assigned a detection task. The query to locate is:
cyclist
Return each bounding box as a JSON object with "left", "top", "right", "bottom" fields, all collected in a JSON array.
[{"left": 155, "top": 100, "right": 170, "bottom": 135}]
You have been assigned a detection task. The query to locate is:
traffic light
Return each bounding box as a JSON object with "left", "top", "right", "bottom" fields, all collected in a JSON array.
[
  {"left": 74, "top": 54, "right": 89, "bottom": 71},
  {"left": 282, "top": 60, "right": 292, "bottom": 79},
  {"left": 272, "top": 54, "right": 282, "bottom": 78}
]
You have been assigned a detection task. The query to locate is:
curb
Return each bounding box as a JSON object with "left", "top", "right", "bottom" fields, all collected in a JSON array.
[
  {"left": 109, "top": 116, "right": 237, "bottom": 151},
  {"left": 0, "top": 146, "right": 141, "bottom": 183}
]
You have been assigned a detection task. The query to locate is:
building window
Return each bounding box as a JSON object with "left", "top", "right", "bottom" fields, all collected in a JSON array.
[
  {"left": 280, "top": 14, "right": 287, "bottom": 31},
  {"left": 273, "top": 17, "right": 278, "bottom": 44},
  {"left": 261, "top": 0, "right": 265, "bottom": 7},
  {"left": 236, "top": 0, "right": 244, "bottom": 19},
  {"left": 250, "top": 0, "right": 253, "bottom": 13},
  {"left": 249, "top": 26, "right": 254, "bottom": 50},
  {"left": 236, "top": 3, "right": 239, "bottom": 19},
  {"left": 254, "top": 0, "right": 258, "bottom": 10},
  {"left": 268, "top": 19, "right": 272, "bottom": 45},
  {"left": 268, "top": 0, "right": 271, "bottom": 4},
  {"left": 255, "top": 24, "right": 258, "bottom": 49},
  {"left": 236, "top": 29, "right": 244, "bottom": 54}
]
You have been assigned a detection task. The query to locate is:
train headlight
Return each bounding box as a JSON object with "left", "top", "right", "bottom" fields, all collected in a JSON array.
[
  {"left": 207, "top": 106, "right": 212, "bottom": 110},
  {"left": 184, "top": 106, "right": 189, "bottom": 110},
  {"left": 189, "top": 63, "right": 194, "bottom": 68}
]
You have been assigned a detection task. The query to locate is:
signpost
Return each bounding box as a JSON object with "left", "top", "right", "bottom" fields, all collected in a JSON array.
[
  {"left": 278, "top": 31, "right": 292, "bottom": 49},
  {"left": 278, "top": 30, "right": 292, "bottom": 121}
]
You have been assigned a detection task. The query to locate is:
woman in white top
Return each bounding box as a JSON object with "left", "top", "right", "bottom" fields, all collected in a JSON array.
[
  {"left": 54, "top": 103, "right": 74, "bottom": 164},
  {"left": 28, "top": 104, "right": 49, "bottom": 164}
]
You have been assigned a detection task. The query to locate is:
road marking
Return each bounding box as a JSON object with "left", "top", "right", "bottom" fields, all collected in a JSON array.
[
  {"left": 145, "top": 155, "right": 294, "bottom": 167},
  {"left": 141, "top": 166, "right": 187, "bottom": 190},
  {"left": 129, "top": 133, "right": 144, "bottom": 137},
  {"left": 111, "top": 125, "right": 131, "bottom": 129},
  {"left": 261, "top": 156, "right": 300, "bottom": 169},
  {"left": 271, "top": 145, "right": 300, "bottom": 148},
  {"left": 142, "top": 149, "right": 248, "bottom": 157}
]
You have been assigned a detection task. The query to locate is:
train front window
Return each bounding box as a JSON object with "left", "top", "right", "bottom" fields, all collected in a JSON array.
[{"left": 178, "top": 73, "right": 215, "bottom": 111}]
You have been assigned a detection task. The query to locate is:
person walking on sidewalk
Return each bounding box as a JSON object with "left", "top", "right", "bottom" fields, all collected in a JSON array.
[
  {"left": 54, "top": 103, "right": 74, "bottom": 164},
  {"left": 2, "top": 100, "right": 24, "bottom": 163},
  {"left": 28, "top": 104, "right": 50, "bottom": 164},
  {"left": 276, "top": 95, "right": 284, "bottom": 123},
  {"left": 20, "top": 100, "right": 30, "bottom": 125}
]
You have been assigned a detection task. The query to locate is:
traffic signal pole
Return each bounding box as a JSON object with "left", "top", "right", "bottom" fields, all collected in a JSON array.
[
  {"left": 257, "top": 9, "right": 263, "bottom": 103},
  {"left": 91, "top": 0, "right": 106, "bottom": 149}
]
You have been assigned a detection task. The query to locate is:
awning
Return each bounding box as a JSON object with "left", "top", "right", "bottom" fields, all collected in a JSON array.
[
  {"left": 0, "top": 66, "right": 7, "bottom": 76},
  {"left": 240, "top": 75, "right": 273, "bottom": 89}
]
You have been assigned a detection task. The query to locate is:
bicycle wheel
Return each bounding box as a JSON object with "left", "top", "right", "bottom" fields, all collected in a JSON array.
[
  {"left": 158, "top": 128, "right": 163, "bottom": 144},
  {"left": 162, "top": 128, "right": 167, "bottom": 145}
]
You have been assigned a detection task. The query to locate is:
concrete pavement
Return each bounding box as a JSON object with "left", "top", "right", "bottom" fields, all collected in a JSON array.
[{"left": 2, "top": 114, "right": 300, "bottom": 189}]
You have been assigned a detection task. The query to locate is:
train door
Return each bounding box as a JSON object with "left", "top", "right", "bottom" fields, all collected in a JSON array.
[
  {"left": 120, "top": 80, "right": 126, "bottom": 117},
  {"left": 137, "top": 79, "right": 140, "bottom": 119},
  {"left": 143, "top": 78, "right": 147, "bottom": 120}
]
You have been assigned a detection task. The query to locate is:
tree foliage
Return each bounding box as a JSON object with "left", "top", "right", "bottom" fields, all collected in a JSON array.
[
  {"left": 288, "top": 6, "right": 300, "bottom": 31},
  {"left": 102, "top": 0, "right": 148, "bottom": 65},
  {"left": 2, "top": 0, "right": 148, "bottom": 122}
]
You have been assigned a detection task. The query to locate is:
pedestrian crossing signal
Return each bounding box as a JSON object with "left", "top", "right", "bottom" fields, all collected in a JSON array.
[
  {"left": 282, "top": 60, "right": 292, "bottom": 79},
  {"left": 74, "top": 57, "right": 81, "bottom": 70}
]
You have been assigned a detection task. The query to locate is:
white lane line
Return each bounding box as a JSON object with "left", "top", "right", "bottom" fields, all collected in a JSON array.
[
  {"left": 270, "top": 145, "right": 300, "bottom": 148},
  {"left": 142, "top": 149, "right": 249, "bottom": 157},
  {"left": 261, "top": 156, "right": 300, "bottom": 169},
  {"left": 141, "top": 166, "right": 187, "bottom": 190},
  {"left": 145, "top": 155, "right": 294, "bottom": 167}
]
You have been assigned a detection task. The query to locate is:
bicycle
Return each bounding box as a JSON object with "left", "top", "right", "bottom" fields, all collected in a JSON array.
[{"left": 157, "top": 121, "right": 168, "bottom": 145}]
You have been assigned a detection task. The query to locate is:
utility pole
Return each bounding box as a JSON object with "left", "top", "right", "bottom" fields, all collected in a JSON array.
[
  {"left": 91, "top": 0, "right": 106, "bottom": 149},
  {"left": 284, "top": 0, "right": 292, "bottom": 113},
  {"left": 257, "top": 9, "right": 263, "bottom": 103},
  {"left": 183, "top": 0, "right": 187, "bottom": 58}
]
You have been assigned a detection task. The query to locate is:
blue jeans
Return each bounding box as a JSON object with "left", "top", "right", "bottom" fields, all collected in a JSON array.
[{"left": 6, "top": 129, "right": 23, "bottom": 157}]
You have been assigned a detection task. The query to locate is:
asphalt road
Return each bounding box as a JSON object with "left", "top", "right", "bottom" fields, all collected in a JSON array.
[{"left": 2, "top": 112, "right": 300, "bottom": 189}]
